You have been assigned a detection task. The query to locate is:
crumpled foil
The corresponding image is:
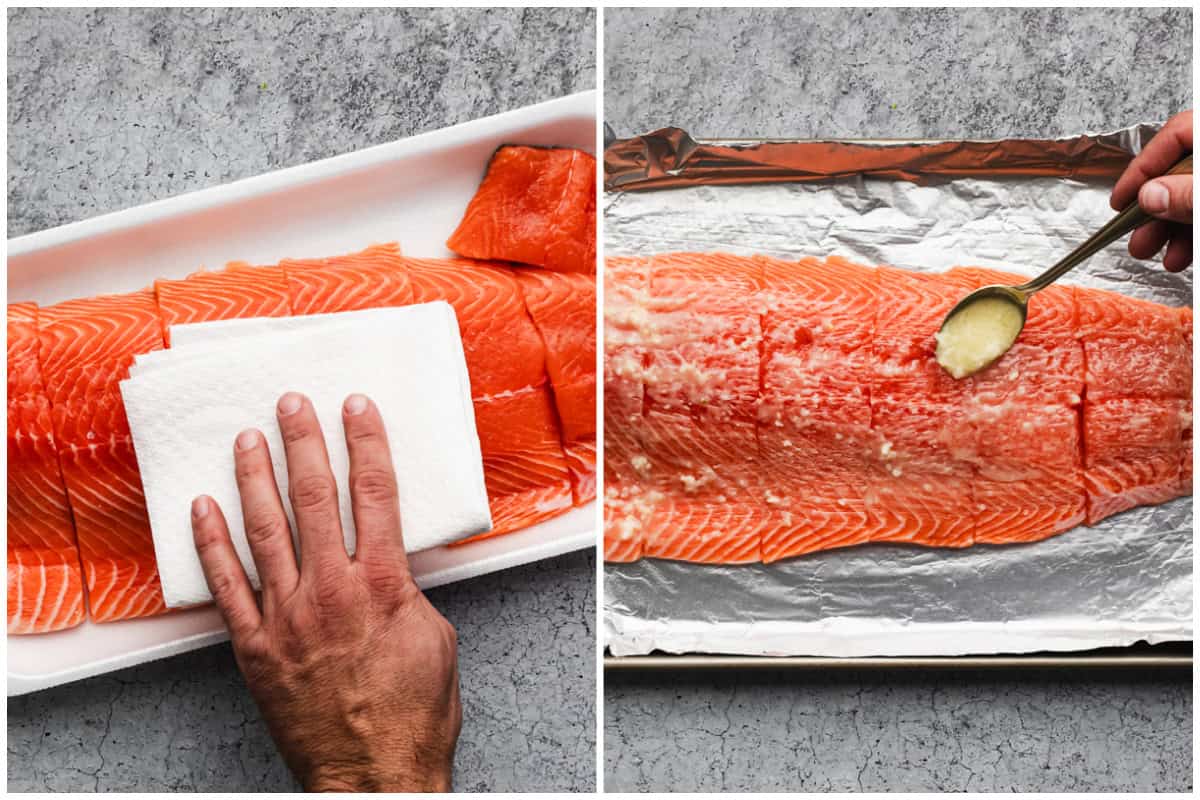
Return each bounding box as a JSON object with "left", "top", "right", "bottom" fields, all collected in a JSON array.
[{"left": 604, "top": 124, "right": 1193, "bottom": 657}]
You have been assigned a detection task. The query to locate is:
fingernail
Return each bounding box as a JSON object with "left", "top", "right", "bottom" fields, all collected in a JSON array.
[
  {"left": 344, "top": 394, "right": 369, "bottom": 416},
  {"left": 192, "top": 496, "right": 210, "bottom": 520},
  {"left": 1141, "top": 182, "right": 1169, "bottom": 214},
  {"left": 236, "top": 429, "right": 259, "bottom": 451},
  {"left": 278, "top": 392, "right": 303, "bottom": 416}
]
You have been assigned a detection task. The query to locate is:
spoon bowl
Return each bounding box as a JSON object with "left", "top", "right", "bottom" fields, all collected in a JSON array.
[
  {"left": 935, "top": 153, "right": 1192, "bottom": 379},
  {"left": 935, "top": 286, "right": 1029, "bottom": 379}
]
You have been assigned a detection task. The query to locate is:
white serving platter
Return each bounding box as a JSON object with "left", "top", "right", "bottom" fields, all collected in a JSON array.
[{"left": 8, "top": 91, "right": 598, "bottom": 696}]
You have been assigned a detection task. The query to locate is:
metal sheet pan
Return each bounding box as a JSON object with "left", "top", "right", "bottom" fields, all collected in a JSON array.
[
  {"left": 605, "top": 643, "right": 1193, "bottom": 671},
  {"left": 603, "top": 124, "right": 1193, "bottom": 662}
]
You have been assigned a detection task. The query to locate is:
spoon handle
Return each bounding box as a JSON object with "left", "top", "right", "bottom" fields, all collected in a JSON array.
[{"left": 1017, "top": 153, "right": 1193, "bottom": 295}]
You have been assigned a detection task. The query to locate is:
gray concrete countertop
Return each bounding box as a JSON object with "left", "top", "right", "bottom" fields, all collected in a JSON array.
[
  {"left": 7, "top": 8, "right": 596, "bottom": 792},
  {"left": 604, "top": 7, "right": 1192, "bottom": 793}
]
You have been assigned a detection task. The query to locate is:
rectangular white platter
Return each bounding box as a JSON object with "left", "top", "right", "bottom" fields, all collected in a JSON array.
[{"left": 8, "top": 91, "right": 598, "bottom": 696}]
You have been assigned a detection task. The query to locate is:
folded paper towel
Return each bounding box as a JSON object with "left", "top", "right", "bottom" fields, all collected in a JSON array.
[{"left": 120, "top": 301, "right": 492, "bottom": 608}]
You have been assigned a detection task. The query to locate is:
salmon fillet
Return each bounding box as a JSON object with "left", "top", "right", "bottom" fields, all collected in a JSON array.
[
  {"left": 405, "top": 256, "right": 576, "bottom": 541},
  {"left": 155, "top": 261, "right": 291, "bottom": 343},
  {"left": 447, "top": 145, "right": 597, "bottom": 274},
  {"left": 515, "top": 270, "right": 597, "bottom": 505},
  {"left": 37, "top": 290, "right": 169, "bottom": 621},
  {"left": 604, "top": 252, "right": 1192, "bottom": 564},
  {"left": 7, "top": 303, "right": 86, "bottom": 634},
  {"left": 283, "top": 243, "right": 413, "bottom": 315},
  {"left": 12, "top": 245, "right": 596, "bottom": 626}
]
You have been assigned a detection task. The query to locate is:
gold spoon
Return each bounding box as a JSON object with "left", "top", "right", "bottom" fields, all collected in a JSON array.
[{"left": 936, "top": 153, "right": 1193, "bottom": 379}]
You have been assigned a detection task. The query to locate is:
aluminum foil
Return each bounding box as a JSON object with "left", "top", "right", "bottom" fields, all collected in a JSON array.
[{"left": 603, "top": 124, "right": 1193, "bottom": 657}]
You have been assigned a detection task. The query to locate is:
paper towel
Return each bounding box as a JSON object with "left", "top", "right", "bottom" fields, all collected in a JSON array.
[{"left": 120, "top": 301, "right": 492, "bottom": 607}]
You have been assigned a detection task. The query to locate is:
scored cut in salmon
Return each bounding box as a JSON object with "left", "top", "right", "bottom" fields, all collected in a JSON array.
[
  {"left": 406, "top": 257, "right": 549, "bottom": 397},
  {"left": 155, "top": 261, "right": 292, "bottom": 344},
  {"left": 604, "top": 252, "right": 1192, "bottom": 564},
  {"left": 283, "top": 243, "right": 413, "bottom": 315},
  {"left": 515, "top": 270, "right": 597, "bottom": 506},
  {"left": 38, "top": 290, "right": 169, "bottom": 622},
  {"left": 635, "top": 253, "right": 766, "bottom": 563},
  {"left": 404, "top": 256, "right": 575, "bottom": 541},
  {"left": 8, "top": 303, "right": 86, "bottom": 634},
  {"left": 758, "top": 255, "right": 879, "bottom": 562},
  {"left": 465, "top": 388, "right": 574, "bottom": 541},
  {"left": 602, "top": 257, "right": 651, "bottom": 562},
  {"left": 447, "top": 146, "right": 597, "bottom": 274}
]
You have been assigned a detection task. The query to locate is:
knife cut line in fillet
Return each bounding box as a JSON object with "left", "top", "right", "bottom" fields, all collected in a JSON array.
[{"left": 603, "top": 252, "right": 1192, "bottom": 564}]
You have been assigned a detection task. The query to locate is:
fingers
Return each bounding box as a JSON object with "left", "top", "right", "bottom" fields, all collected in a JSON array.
[
  {"left": 233, "top": 428, "right": 299, "bottom": 599},
  {"left": 341, "top": 394, "right": 409, "bottom": 572},
  {"left": 1139, "top": 174, "right": 1194, "bottom": 225},
  {"left": 277, "top": 392, "right": 349, "bottom": 575},
  {"left": 1111, "top": 110, "right": 1193, "bottom": 210},
  {"left": 1163, "top": 228, "right": 1193, "bottom": 272},
  {"left": 1129, "top": 219, "right": 1170, "bottom": 260},
  {"left": 192, "top": 495, "right": 261, "bottom": 640}
]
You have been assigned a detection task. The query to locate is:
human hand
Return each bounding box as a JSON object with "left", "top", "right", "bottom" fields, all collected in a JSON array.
[
  {"left": 190, "top": 392, "right": 461, "bottom": 792},
  {"left": 1111, "top": 109, "right": 1193, "bottom": 272}
]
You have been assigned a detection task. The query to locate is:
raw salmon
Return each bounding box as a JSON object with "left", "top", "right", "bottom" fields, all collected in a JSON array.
[
  {"left": 404, "top": 256, "right": 576, "bottom": 537},
  {"left": 604, "top": 252, "right": 1192, "bottom": 564},
  {"left": 155, "top": 261, "right": 291, "bottom": 343},
  {"left": 11, "top": 244, "right": 595, "bottom": 627},
  {"left": 447, "top": 146, "right": 597, "bottom": 274},
  {"left": 515, "top": 270, "right": 597, "bottom": 505},
  {"left": 602, "top": 257, "right": 651, "bottom": 562},
  {"left": 468, "top": 388, "right": 574, "bottom": 539},
  {"left": 283, "top": 243, "right": 413, "bottom": 315},
  {"left": 37, "top": 290, "right": 169, "bottom": 621},
  {"left": 8, "top": 303, "right": 86, "bottom": 634}
]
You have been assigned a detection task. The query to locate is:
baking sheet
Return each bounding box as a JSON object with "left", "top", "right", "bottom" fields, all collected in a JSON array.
[
  {"left": 603, "top": 124, "right": 1193, "bottom": 658},
  {"left": 8, "top": 91, "right": 597, "bottom": 695}
]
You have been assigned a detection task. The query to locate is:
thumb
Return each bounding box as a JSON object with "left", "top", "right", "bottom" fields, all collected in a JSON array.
[{"left": 1139, "top": 174, "right": 1193, "bottom": 224}]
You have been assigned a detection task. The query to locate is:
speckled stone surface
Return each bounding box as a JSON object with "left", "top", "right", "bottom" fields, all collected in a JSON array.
[
  {"left": 605, "top": 7, "right": 1192, "bottom": 139},
  {"left": 603, "top": 6, "right": 1192, "bottom": 794},
  {"left": 606, "top": 668, "right": 1192, "bottom": 793},
  {"left": 7, "top": 7, "right": 596, "bottom": 793}
]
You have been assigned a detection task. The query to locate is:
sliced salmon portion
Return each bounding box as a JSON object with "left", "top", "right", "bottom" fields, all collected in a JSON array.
[
  {"left": 8, "top": 397, "right": 86, "bottom": 634},
  {"left": 38, "top": 290, "right": 168, "bottom": 622},
  {"left": 515, "top": 270, "right": 597, "bottom": 505},
  {"left": 1084, "top": 396, "right": 1186, "bottom": 524},
  {"left": 155, "top": 262, "right": 291, "bottom": 343},
  {"left": 54, "top": 391, "right": 167, "bottom": 622},
  {"left": 283, "top": 243, "right": 413, "bottom": 315},
  {"left": 405, "top": 257, "right": 548, "bottom": 397},
  {"left": 458, "top": 387, "right": 573, "bottom": 543},
  {"left": 1077, "top": 285, "right": 1190, "bottom": 401},
  {"left": 448, "top": 145, "right": 596, "bottom": 274},
  {"left": 38, "top": 290, "right": 164, "bottom": 406},
  {"left": 945, "top": 267, "right": 1082, "bottom": 407},
  {"left": 638, "top": 410, "right": 763, "bottom": 564},
  {"left": 8, "top": 302, "right": 86, "bottom": 634},
  {"left": 644, "top": 252, "right": 762, "bottom": 423},
  {"left": 759, "top": 255, "right": 880, "bottom": 561},
  {"left": 969, "top": 401, "right": 1085, "bottom": 543}
]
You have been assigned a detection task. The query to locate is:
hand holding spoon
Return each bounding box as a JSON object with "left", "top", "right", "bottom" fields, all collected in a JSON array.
[{"left": 935, "top": 153, "right": 1193, "bottom": 379}]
